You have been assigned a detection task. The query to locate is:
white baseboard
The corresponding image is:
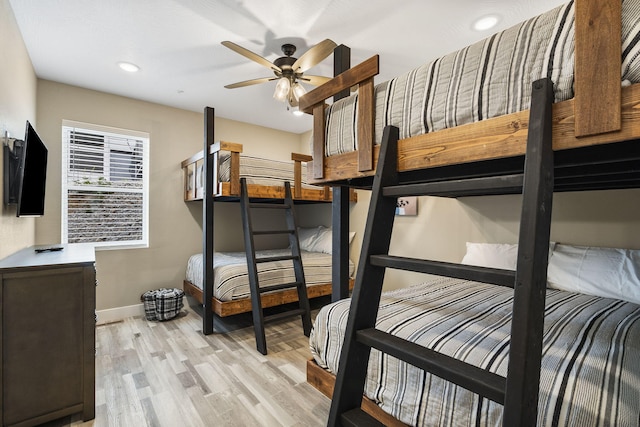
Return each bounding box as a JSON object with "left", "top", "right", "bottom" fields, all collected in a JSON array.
[{"left": 96, "top": 303, "right": 144, "bottom": 325}]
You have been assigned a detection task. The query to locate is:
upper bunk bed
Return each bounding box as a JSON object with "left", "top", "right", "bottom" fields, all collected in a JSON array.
[
  {"left": 180, "top": 140, "right": 354, "bottom": 203},
  {"left": 299, "top": 0, "right": 640, "bottom": 192}
]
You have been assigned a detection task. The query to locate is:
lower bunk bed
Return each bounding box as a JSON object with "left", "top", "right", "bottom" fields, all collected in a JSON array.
[
  {"left": 183, "top": 245, "right": 355, "bottom": 317},
  {"left": 308, "top": 259, "right": 640, "bottom": 426}
]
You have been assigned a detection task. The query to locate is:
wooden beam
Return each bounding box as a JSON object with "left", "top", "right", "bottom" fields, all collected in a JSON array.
[
  {"left": 181, "top": 150, "right": 203, "bottom": 168},
  {"left": 358, "top": 77, "right": 375, "bottom": 172},
  {"left": 299, "top": 55, "right": 379, "bottom": 114},
  {"left": 229, "top": 151, "right": 240, "bottom": 196},
  {"left": 306, "top": 84, "right": 640, "bottom": 185},
  {"left": 184, "top": 280, "right": 354, "bottom": 317},
  {"left": 574, "top": 0, "right": 621, "bottom": 137},
  {"left": 209, "top": 140, "right": 243, "bottom": 154},
  {"left": 312, "top": 104, "right": 326, "bottom": 179},
  {"left": 306, "top": 360, "right": 409, "bottom": 427},
  {"left": 291, "top": 153, "right": 313, "bottom": 162}
]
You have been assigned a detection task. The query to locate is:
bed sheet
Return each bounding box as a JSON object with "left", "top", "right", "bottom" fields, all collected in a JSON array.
[
  {"left": 217, "top": 153, "right": 319, "bottom": 189},
  {"left": 186, "top": 249, "right": 354, "bottom": 301},
  {"left": 310, "top": 277, "right": 640, "bottom": 426}
]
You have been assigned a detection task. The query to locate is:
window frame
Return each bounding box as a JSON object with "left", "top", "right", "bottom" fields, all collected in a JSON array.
[{"left": 61, "top": 120, "right": 150, "bottom": 250}]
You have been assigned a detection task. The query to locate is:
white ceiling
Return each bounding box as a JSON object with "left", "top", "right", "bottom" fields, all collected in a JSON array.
[{"left": 9, "top": 0, "right": 566, "bottom": 134}]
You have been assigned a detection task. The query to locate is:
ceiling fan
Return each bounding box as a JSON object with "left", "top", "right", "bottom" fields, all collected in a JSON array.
[{"left": 222, "top": 39, "right": 337, "bottom": 109}]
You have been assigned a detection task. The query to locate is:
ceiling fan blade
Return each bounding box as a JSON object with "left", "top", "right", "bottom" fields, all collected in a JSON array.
[
  {"left": 300, "top": 75, "right": 333, "bottom": 86},
  {"left": 224, "top": 77, "right": 276, "bottom": 89},
  {"left": 221, "top": 41, "right": 282, "bottom": 73},
  {"left": 292, "top": 39, "right": 337, "bottom": 73}
]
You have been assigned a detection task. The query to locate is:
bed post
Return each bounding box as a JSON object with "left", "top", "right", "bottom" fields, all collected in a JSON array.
[
  {"left": 503, "top": 78, "right": 554, "bottom": 426},
  {"left": 332, "top": 44, "right": 352, "bottom": 301},
  {"left": 202, "top": 107, "right": 215, "bottom": 335},
  {"left": 574, "top": 0, "right": 621, "bottom": 137}
]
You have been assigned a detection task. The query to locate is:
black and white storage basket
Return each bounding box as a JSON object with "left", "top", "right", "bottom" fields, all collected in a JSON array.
[{"left": 141, "top": 288, "right": 185, "bottom": 321}]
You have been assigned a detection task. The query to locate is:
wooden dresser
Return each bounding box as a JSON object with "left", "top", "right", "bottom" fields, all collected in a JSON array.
[{"left": 0, "top": 244, "right": 95, "bottom": 427}]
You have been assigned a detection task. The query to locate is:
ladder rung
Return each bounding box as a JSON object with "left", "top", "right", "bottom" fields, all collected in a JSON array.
[
  {"left": 259, "top": 281, "right": 302, "bottom": 294},
  {"left": 370, "top": 255, "right": 516, "bottom": 287},
  {"left": 383, "top": 174, "right": 524, "bottom": 198},
  {"left": 356, "top": 328, "right": 506, "bottom": 405},
  {"left": 252, "top": 229, "right": 293, "bottom": 236},
  {"left": 264, "top": 308, "right": 305, "bottom": 324},
  {"left": 255, "top": 255, "right": 298, "bottom": 264},
  {"left": 249, "top": 203, "right": 289, "bottom": 209},
  {"left": 340, "top": 408, "right": 385, "bottom": 427}
]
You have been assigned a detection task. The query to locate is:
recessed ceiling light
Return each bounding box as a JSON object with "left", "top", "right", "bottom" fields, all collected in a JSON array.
[
  {"left": 292, "top": 109, "right": 304, "bottom": 117},
  {"left": 118, "top": 62, "right": 140, "bottom": 73},
  {"left": 472, "top": 15, "right": 500, "bottom": 31}
]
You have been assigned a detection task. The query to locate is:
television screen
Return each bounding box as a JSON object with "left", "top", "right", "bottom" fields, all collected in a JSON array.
[{"left": 16, "top": 121, "right": 48, "bottom": 217}]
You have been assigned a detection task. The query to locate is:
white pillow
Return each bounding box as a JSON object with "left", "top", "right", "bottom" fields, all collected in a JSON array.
[
  {"left": 298, "top": 227, "right": 322, "bottom": 252},
  {"left": 461, "top": 242, "right": 556, "bottom": 271},
  {"left": 297, "top": 226, "right": 355, "bottom": 254},
  {"left": 547, "top": 244, "right": 640, "bottom": 305},
  {"left": 461, "top": 242, "right": 519, "bottom": 270}
]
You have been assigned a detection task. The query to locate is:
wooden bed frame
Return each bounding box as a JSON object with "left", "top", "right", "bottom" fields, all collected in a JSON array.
[
  {"left": 296, "top": 0, "right": 640, "bottom": 425},
  {"left": 299, "top": 1, "right": 637, "bottom": 187},
  {"left": 306, "top": 358, "right": 408, "bottom": 427},
  {"left": 183, "top": 278, "right": 354, "bottom": 317},
  {"left": 180, "top": 140, "right": 356, "bottom": 202}
]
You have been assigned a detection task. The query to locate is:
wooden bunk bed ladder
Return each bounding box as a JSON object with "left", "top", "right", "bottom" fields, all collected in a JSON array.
[
  {"left": 327, "top": 78, "right": 554, "bottom": 426},
  {"left": 239, "top": 177, "right": 312, "bottom": 355}
]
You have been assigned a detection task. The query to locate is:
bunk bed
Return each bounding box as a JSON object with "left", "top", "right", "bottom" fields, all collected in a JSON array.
[
  {"left": 297, "top": 0, "right": 640, "bottom": 425},
  {"left": 180, "top": 135, "right": 356, "bottom": 326}
]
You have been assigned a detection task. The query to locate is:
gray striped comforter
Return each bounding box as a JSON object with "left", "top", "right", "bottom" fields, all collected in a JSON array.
[
  {"left": 218, "top": 153, "right": 318, "bottom": 189},
  {"left": 324, "top": 0, "right": 640, "bottom": 155},
  {"left": 310, "top": 277, "right": 640, "bottom": 426},
  {"left": 186, "top": 250, "right": 354, "bottom": 301}
]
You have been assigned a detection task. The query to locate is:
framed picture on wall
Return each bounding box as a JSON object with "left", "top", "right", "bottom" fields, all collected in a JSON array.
[{"left": 396, "top": 197, "right": 418, "bottom": 216}]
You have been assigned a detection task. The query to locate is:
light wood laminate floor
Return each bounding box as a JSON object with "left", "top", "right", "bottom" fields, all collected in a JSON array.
[{"left": 42, "top": 302, "right": 331, "bottom": 427}]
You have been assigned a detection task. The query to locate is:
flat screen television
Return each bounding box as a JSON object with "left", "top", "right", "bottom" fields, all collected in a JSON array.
[{"left": 15, "top": 121, "right": 48, "bottom": 217}]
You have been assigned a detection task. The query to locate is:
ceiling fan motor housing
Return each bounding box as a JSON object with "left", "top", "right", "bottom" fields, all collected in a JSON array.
[{"left": 274, "top": 44, "right": 298, "bottom": 76}]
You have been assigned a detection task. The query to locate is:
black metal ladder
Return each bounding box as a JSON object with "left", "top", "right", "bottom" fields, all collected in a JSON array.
[
  {"left": 327, "top": 78, "right": 555, "bottom": 426},
  {"left": 239, "top": 177, "right": 312, "bottom": 355}
]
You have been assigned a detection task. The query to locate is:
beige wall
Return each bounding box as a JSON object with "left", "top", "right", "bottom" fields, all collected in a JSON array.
[
  {"left": 349, "top": 189, "right": 640, "bottom": 291},
  {"left": 36, "top": 80, "right": 309, "bottom": 310},
  {"left": 19, "top": 78, "right": 640, "bottom": 306},
  {"left": 0, "top": 0, "right": 38, "bottom": 259},
  {"left": 7, "top": 0, "right": 638, "bottom": 307}
]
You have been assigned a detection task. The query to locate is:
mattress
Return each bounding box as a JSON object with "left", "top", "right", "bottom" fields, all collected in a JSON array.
[
  {"left": 323, "top": 0, "right": 640, "bottom": 156},
  {"left": 310, "top": 277, "right": 640, "bottom": 426},
  {"left": 185, "top": 249, "right": 354, "bottom": 301},
  {"left": 217, "top": 152, "right": 318, "bottom": 189}
]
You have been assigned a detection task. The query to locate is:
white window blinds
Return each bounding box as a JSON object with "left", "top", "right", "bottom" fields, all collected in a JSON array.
[{"left": 62, "top": 121, "right": 149, "bottom": 248}]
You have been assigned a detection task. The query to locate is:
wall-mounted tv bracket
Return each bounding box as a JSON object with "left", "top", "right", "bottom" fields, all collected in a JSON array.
[{"left": 3, "top": 135, "right": 23, "bottom": 206}]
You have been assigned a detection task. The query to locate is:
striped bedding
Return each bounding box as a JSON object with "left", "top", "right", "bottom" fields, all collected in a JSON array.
[
  {"left": 218, "top": 152, "right": 318, "bottom": 189},
  {"left": 310, "top": 277, "right": 640, "bottom": 426},
  {"left": 185, "top": 249, "right": 354, "bottom": 301},
  {"left": 323, "top": 0, "right": 640, "bottom": 155}
]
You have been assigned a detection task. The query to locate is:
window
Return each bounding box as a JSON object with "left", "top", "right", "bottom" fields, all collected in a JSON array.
[{"left": 62, "top": 120, "right": 149, "bottom": 249}]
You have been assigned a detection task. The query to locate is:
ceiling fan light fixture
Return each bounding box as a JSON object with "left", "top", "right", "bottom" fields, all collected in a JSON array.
[
  {"left": 273, "top": 77, "right": 291, "bottom": 101},
  {"left": 292, "top": 82, "right": 306, "bottom": 100}
]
